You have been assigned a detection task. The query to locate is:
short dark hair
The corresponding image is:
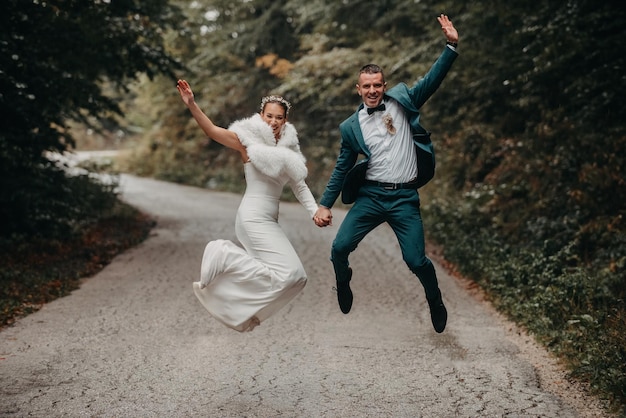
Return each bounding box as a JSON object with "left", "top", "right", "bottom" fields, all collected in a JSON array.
[{"left": 359, "top": 64, "right": 385, "bottom": 82}]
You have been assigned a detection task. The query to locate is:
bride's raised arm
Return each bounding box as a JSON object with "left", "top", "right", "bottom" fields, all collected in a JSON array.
[{"left": 177, "top": 79, "right": 248, "bottom": 162}]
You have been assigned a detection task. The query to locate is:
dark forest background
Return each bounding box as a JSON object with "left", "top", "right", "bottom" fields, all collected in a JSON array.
[{"left": 1, "top": 0, "right": 624, "bottom": 413}]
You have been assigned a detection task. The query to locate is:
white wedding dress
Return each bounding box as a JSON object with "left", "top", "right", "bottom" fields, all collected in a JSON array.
[{"left": 193, "top": 162, "right": 318, "bottom": 332}]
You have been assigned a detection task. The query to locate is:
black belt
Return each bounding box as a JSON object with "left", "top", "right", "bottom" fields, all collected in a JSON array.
[{"left": 364, "top": 179, "right": 419, "bottom": 190}]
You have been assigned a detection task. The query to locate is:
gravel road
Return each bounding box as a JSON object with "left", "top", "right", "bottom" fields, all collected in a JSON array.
[{"left": 0, "top": 173, "right": 610, "bottom": 417}]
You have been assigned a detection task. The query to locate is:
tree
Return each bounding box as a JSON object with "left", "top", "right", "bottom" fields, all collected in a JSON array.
[{"left": 0, "top": 0, "right": 183, "bottom": 238}]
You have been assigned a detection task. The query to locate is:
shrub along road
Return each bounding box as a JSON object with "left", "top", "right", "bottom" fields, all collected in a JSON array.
[{"left": 0, "top": 174, "right": 610, "bottom": 417}]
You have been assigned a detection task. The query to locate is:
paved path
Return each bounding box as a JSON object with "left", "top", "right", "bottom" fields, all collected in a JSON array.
[{"left": 0, "top": 174, "right": 608, "bottom": 417}]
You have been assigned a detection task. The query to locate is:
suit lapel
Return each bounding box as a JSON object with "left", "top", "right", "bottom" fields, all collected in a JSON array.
[{"left": 348, "top": 111, "right": 369, "bottom": 157}]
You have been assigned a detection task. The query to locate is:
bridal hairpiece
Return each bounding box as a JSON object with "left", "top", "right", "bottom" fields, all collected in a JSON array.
[{"left": 260, "top": 95, "right": 292, "bottom": 115}]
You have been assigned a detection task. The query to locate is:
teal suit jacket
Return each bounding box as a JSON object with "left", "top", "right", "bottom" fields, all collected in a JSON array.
[{"left": 319, "top": 46, "right": 458, "bottom": 208}]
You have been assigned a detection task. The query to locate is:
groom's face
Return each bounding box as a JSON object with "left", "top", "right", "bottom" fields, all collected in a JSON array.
[{"left": 356, "top": 72, "right": 386, "bottom": 108}]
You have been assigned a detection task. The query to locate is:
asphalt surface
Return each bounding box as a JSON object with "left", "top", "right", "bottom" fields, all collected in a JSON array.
[{"left": 0, "top": 173, "right": 609, "bottom": 417}]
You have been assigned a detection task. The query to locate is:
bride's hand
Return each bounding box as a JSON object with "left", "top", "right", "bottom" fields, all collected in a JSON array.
[
  {"left": 176, "top": 79, "right": 195, "bottom": 107},
  {"left": 313, "top": 207, "right": 333, "bottom": 227}
]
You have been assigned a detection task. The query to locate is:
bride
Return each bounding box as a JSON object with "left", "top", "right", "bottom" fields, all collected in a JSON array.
[{"left": 176, "top": 79, "right": 324, "bottom": 332}]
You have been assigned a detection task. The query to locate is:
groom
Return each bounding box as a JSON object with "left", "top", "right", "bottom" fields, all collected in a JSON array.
[{"left": 313, "top": 14, "right": 459, "bottom": 333}]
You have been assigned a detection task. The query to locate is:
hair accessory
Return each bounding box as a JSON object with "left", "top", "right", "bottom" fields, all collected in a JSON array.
[{"left": 260, "top": 95, "right": 292, "bottom": 114}]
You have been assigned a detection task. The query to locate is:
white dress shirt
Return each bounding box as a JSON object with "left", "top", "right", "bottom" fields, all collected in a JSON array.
[{"left": 359, "top": 98, "right": 418, "bottom": 183}]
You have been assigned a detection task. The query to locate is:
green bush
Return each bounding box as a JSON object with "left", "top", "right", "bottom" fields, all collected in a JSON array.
[
  {"left": 0, "top": 163, "right": 119, "bottom": 241},
  {"left": 423, "top": 200, "right": 625, "bottom": 412}
]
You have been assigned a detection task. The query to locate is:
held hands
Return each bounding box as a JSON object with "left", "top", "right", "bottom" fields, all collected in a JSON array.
[
  {"left": 176, "top": 79, "right": 195, "bottom": 107},
  {"left": 313, "top": 206, "right": 333, "bottom": 228},
  {"left": 437, "top": 14, "right": 458, "bottom": 44}
]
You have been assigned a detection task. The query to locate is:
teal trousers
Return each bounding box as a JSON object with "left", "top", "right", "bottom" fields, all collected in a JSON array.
[{"left": 330, "top": 184, "right": 440, "bottom": 301}]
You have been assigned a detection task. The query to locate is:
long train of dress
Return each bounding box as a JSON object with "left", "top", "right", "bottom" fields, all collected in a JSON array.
[{"left": 193, "top": 163, "right": 317, "bottom": 332}]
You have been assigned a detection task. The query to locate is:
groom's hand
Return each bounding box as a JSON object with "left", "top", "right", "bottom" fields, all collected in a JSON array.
[{"left": 313, "top": 207, "right": 333, "bottom": 227}]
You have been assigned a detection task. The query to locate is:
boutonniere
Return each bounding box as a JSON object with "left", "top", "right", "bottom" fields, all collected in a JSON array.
[{"left": 382, "top": 113, "right": 396, "bottom": 135}]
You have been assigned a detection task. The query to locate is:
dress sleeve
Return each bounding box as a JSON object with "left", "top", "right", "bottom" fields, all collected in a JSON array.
[{"left": 289, "top": 179, "right": 318, "bottom": 219}]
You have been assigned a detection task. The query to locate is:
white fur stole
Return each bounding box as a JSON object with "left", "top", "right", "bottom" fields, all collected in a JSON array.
[{"left": 229, "top": 113, "right": 308, "bottom": 182}]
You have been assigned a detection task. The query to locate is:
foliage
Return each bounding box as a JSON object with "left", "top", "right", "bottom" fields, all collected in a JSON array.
[
  {"left": 423, "top": 200, "right": 625, "bottom": 413},
  {"left": 428, "top": 6, "right": 626, "bottom": 410},
  {"left": 0, "top": 0, "right": 183, "bottom": 239},
  {"left": 1, "top": 166, "right": 120, "bottom": 241}
]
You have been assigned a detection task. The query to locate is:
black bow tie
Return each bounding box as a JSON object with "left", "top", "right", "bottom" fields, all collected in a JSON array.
[{"left": 367, "top": 103, "right": 386, "bottom": 115}]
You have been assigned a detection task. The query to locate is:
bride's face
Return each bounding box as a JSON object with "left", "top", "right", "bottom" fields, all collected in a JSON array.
[{"left": 260, "top": 102, "right": 287, "bottom": 139}]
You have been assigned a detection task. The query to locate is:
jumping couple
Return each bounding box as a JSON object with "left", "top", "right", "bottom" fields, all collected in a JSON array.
[{"left": 177, "top": 15, "right": 459, "bottom": 333}]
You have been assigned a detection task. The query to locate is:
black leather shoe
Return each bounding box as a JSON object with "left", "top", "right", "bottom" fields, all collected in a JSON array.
[
  {"left": 427, "top": 292, "right": 447, "bottom": 333},
  {"left": 334, "top": 268, "right": 353, "bottom": 314}
]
